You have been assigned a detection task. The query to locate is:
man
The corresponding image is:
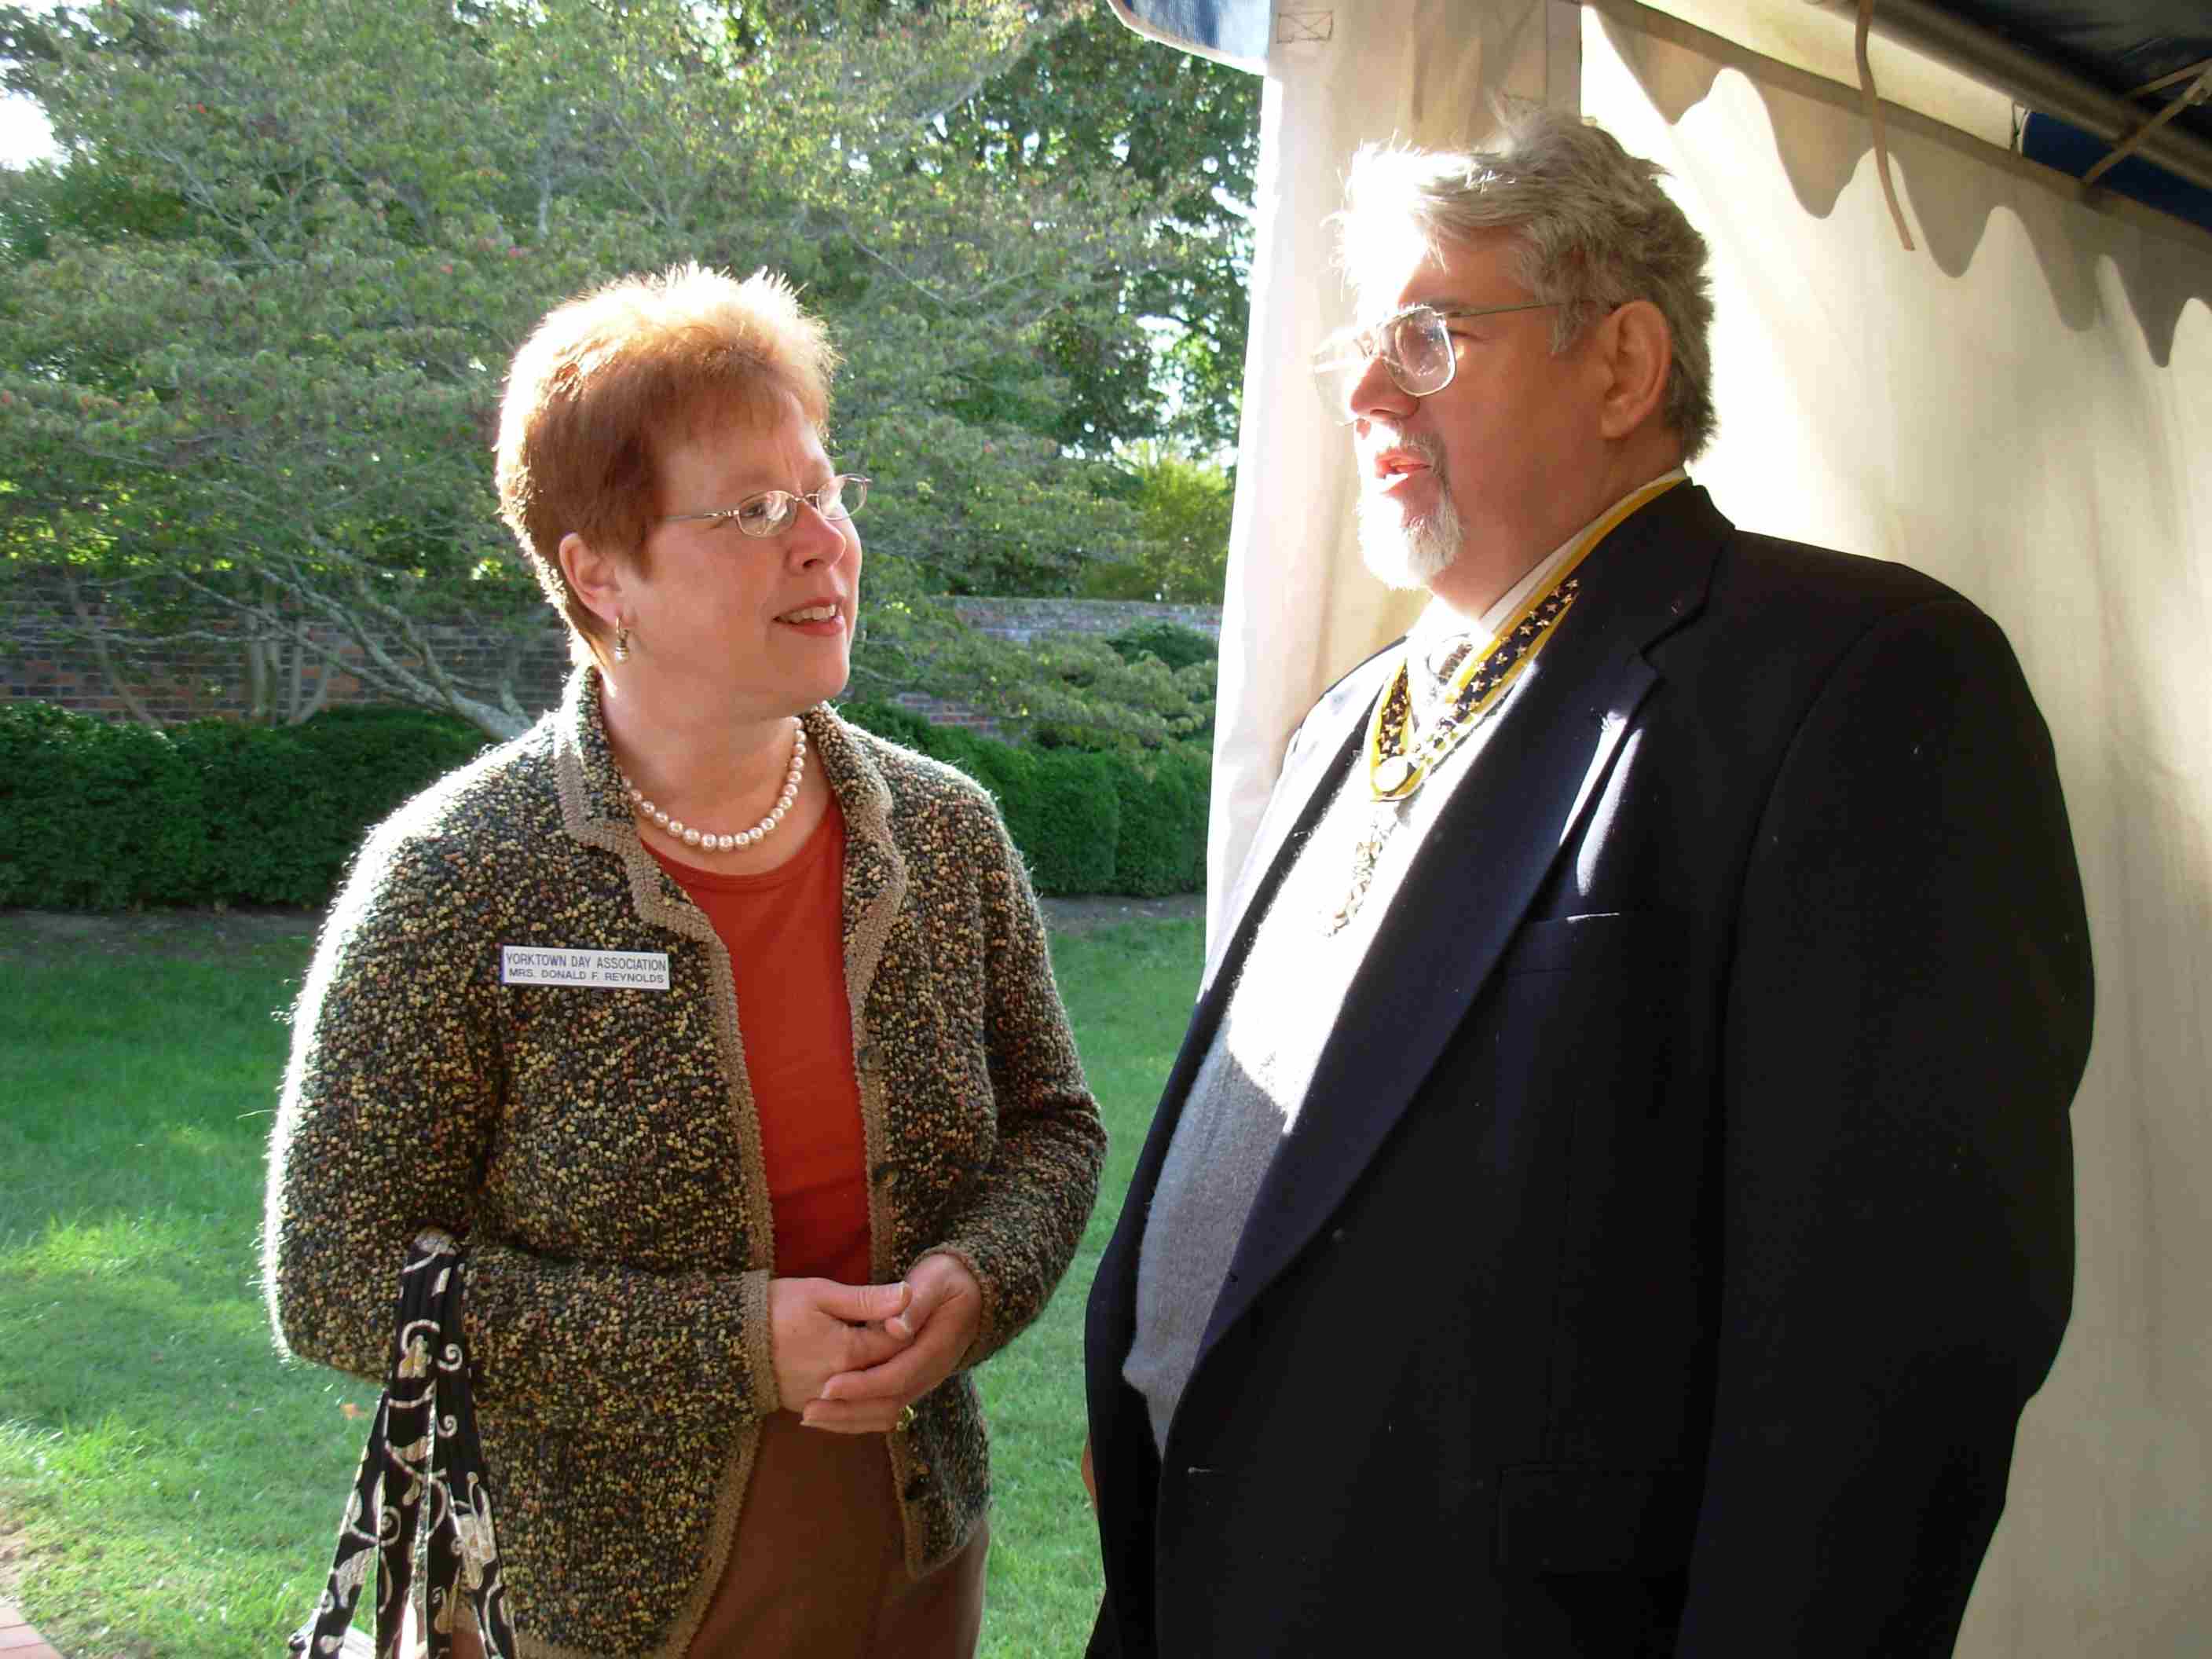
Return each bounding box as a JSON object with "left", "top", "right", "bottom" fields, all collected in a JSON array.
[{"left": 1082, "top": 108, "right": 2092, "bottom": 1657}]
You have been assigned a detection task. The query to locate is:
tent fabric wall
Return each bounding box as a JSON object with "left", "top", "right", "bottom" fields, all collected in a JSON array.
[
  {"left": 1584, "top": 13, "right": 2211, "bottom": 1653},
  {"left": 1208, "top": 1, "right": 2210, "bottom": 1648}
]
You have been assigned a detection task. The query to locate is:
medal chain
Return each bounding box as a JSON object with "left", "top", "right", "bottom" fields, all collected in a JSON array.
[
  {"left": 1323, "top": 575, "right": 1582, "bottom": 936},
  {"left": 1316, "top": 471, "right": 1683, "bottom": 938}
]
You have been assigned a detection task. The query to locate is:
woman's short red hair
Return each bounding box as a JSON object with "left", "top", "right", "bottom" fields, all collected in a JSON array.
[{"left": 495, "top": 263, "right": 840, "bottom": 656}]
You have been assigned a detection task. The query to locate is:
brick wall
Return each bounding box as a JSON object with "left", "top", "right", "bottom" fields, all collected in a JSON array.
[
  {"left": 950, "top": 597, "right": 1222, "bottom": 646},
  {"left": 888, "top": 691, "right": 1005, "bottom": 738},
  {"left": 2, "top": 570, "right": 573, "bottom": 727},
  {"left": 1, "top": 573, "right": 1220, "bottom": 730}
]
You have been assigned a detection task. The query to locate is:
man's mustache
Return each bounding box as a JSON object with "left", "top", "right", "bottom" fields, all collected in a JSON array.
[{"left": 1361, "top": 428, "right": 1449, "bottom": 481}]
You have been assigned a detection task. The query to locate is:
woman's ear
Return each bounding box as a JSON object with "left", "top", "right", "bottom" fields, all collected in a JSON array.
[
  {"left": 559, "top": 532, "right": 626, "bottom": 635},
  {"left": 1596, "top": 299, "right": 1673, "bottom": 441}
]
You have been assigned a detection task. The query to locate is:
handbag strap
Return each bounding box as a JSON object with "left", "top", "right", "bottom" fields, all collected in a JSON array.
[{"left": 289, "top": 1230, "right": 517, "bottom": 1659}]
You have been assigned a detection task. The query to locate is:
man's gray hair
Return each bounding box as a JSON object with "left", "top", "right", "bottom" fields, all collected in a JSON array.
[{"left": 1338, "top": 107, "right": 1717, "bottom": 460}]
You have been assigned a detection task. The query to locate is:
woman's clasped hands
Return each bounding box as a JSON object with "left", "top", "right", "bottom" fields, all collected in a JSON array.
[{"left": 769, "top": 1253, "right": 983, "bottom": 1434}]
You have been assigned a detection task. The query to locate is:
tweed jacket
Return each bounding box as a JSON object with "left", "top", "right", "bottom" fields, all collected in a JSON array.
[{"left": 266, "top": 667, "right": 1105, "bottom": 1659}]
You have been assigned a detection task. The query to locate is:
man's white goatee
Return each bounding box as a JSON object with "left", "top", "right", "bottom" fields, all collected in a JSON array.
[{"left": 1357, "top": 431, "right": 1463, "bottom": 590}]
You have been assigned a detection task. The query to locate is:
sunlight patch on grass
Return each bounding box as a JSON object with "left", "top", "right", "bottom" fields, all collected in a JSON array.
[{"left": 11, "top": 1208, "right": 229, "bottom": 1277}]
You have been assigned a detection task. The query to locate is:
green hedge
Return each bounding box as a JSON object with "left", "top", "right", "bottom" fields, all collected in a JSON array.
[
  {"left": 0, "top": 697, "right": 1207, "bottom": 911},
  {"left": 1106, "top": 618, "right": 1218, "bottom": 674},
  {"left": 0, "top": 701, "right": 486, "bottom": 911},
  {"left": 1101, "top": 743, "right": 1209, "bottom": 897},
  {"left": 839, "top": 702, "right": 1208, "bottom": 898}
]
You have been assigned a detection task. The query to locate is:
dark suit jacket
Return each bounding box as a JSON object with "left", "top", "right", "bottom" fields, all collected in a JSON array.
[{"left": 1083, "top": 484, "right": 2093, "bottom": 1657}]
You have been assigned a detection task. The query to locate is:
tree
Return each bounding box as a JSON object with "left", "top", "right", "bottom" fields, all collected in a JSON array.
[
  {"left": 0, "top": 0, "right": 1254, "bottom": 740},
  {"left": 921, "top": 5, "right": 1260, "bottom": 454},
  {"left": 0, "top": 0, "right": 578, "bottom": 732},
  {"left": 1081, "top": 444, "right": 1234, "bottom": 604}
]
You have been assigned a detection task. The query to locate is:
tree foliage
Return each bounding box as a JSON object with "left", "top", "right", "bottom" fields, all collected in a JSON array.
[
  {"left": 1081, "top": 445, "right": 1233, "bottom": 604},
  {"left": 920, "top": 6, "right": 1259, "bottom": 452},
  {"left": 0, "top": 0, "right": 1254, "bottom": 738}
]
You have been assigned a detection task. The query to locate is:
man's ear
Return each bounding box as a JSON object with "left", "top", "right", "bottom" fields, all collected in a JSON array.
[
  {"left": 1596, "top": 299, "right": 1673, "bottom": 441},
  {"left": 559, "top": 531, "right": 626, "bottom": 634}
]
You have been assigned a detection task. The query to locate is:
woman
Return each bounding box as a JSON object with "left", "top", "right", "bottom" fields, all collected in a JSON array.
[{"left": 265, "top": 263, "right": 1105, "bottom": 1657}]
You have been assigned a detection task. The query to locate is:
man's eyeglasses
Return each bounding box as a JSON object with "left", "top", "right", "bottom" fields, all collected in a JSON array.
[
  {"left": 1310, "top": 302, "right": 1558, "bottom": 415},
  {"left": 657, "top": 474, "right": 872, "bottom": 538}
]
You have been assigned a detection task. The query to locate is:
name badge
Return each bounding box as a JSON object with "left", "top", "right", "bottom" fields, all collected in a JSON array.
[{"left": 500, "top": 946, "right": 671, "bottom": 991}]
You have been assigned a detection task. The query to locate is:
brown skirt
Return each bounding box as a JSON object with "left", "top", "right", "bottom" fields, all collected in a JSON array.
[{"left": 434, "top": 1412, "right": 987, "bottom": 1658}]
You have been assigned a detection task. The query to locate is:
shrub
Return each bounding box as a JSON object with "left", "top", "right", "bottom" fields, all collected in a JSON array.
[
  {"left": 0, "top": 702, "right": 485, "bottom": 911},
  {"left": 0, "top": 695, "right": 1202, "bottom": 913},
  {"left": 167, "top": 720, "right": 324, "bottom": 906},
  {"left": 1106, "top": 619, "right": 1217, "bottom": 674},
  {"left": 289, "top": 706, "right": 486, "bottom": 877},
  {"left": 1002, "top": 747, "right": 1119, "bottom": 896},
  {"left": 839, "top": 700, "right": 1203, "bottom": 897},
  {"left": 0, "top": 702, "right": 202, "bottom": 910},
  {"left": 1101, "top": 742, "right": 1210, "bottom": 898}
]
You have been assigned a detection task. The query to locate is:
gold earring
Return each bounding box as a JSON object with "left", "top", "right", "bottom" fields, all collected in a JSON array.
[{"left": 613, "top": 619, "right": 631, "bottom": 662}]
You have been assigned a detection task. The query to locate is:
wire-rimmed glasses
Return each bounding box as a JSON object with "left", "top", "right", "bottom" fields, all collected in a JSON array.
[
  {"left": 1310, "top": 302, "right": 1557, "bottom": 417},
  {"left": 656, "top": 473, "right": 872, "bottom": 538}
]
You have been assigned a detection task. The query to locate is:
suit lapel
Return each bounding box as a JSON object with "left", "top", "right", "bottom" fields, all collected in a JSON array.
[
  {"left": 1148, "top": 650, "right": 1397, "bottom": 1166},
  {"left": 1203, "top": 654, "right": 1396, "bottom": 994},
  {"left": 1090, "top": 652, "right": 1390, "bottom": 1353},
  {"left": 1199, "top": 485, "right": 1730, "bottom": 1357}
]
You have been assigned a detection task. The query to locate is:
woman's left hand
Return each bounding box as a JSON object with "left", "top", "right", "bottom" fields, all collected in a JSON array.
[{"left": 802, "top": 1253, "right": 983, "bottom": 1434}]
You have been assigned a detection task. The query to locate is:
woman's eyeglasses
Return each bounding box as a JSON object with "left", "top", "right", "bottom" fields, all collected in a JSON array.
[{"left": 657, "top": 474, "right": 872, "bottom": 538}]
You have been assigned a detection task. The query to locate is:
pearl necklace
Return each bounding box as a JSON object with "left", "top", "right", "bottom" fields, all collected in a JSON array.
[{"left": 620, "top": 720, "right": 806, "bottom": 853}]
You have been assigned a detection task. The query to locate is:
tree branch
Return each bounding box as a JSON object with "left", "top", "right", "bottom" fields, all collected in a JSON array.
[{"left": 60, "top": 569, "right": 164, "bottom": 727}]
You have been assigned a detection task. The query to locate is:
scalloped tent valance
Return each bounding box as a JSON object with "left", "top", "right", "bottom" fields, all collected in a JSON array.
[
  {"left": 1595, "top": 4, "right": 2211, "bottom": 355},
  {"left": 1113, "top": 0, "right": 2212, "bottom": 232}
]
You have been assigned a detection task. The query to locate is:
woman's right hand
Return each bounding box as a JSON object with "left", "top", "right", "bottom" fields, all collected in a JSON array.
[{"left": 767, "top": 1277, "right": 914, "bottom": 1413}]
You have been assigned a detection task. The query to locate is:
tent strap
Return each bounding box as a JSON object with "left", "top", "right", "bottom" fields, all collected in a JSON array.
[
  {"left": 1856, "top": 0, "right": 1917, "bottom": 251},
  {"left": 2082, "top": 60, "right": 2212, "bottom": 189}
]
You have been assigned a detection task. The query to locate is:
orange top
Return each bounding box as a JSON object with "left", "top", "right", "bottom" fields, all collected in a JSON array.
[{"left": 648, "top": 800, "right": 872, "bottom": 1287}]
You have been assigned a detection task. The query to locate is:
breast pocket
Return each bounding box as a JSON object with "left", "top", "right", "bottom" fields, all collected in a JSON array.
[
  {"left": 1492, "top": 912, "right": 1674, "bottom": 1092},
  {"left": 1497, "top": 910, "right": 1660, "bottom": 977}
]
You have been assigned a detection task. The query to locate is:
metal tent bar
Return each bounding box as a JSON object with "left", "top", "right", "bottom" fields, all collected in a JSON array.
[{"left": 1799, "top": 0, "right": 2212, "bottom": 194}]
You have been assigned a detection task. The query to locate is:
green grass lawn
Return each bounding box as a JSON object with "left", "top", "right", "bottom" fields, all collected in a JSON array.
[{"left": 0, "top": 911, "right": 1199, "bottom": 1657}]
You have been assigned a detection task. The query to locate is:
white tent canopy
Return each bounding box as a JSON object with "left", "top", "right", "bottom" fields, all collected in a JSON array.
[{"left": 1117, "top": 1, "right": 2212, "bottom": 1650}]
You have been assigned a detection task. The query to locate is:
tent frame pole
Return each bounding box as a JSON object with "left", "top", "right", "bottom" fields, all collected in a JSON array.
[{"left": 1796, "top": 0, "right": 2212, "bottom": 193}]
